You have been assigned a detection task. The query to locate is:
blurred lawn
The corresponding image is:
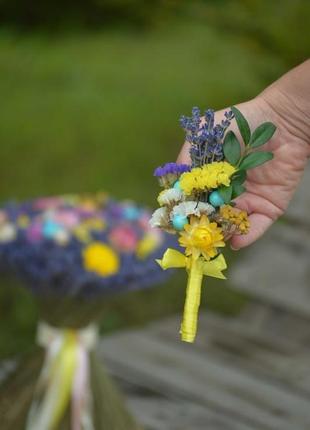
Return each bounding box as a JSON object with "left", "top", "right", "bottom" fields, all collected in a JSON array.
[
  {"left": 0, "top": 21, "right": 284, "bottom": 202},
  {"left": 0, "top": 13, "right": 291, "bottom": 357}
]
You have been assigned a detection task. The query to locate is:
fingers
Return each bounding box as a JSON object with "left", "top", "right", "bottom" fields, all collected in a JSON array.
[
  {"left": 230, "top": 191, "right": 280, "bottom": 249},
  {"left": 230, "top": 213, "right": 273, "bottom": 249}
]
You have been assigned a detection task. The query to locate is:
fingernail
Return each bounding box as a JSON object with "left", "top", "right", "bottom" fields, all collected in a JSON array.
[{"left": 230, "top": 245, "right": 240, "bottom": 251}]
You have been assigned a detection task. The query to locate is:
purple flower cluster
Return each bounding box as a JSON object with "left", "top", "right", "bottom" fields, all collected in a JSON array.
[
  {"left": 154, "top": 162, "right": 190, "bottom": 177},
  {"left": 0, "top": 196, "right": 177, "bottom": 299},
  {"left": 179, "top": 107, "right": 234, "bottom": 167}
]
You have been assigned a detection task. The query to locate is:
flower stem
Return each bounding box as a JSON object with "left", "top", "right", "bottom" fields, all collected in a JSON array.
[{"left": 180, "top": 257, "right": 204, "bottom": 343}]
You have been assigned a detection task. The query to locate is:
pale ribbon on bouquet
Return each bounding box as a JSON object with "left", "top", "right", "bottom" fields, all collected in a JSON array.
[{"left": 26, "top": 321, "right": 98, "bottom": 430}]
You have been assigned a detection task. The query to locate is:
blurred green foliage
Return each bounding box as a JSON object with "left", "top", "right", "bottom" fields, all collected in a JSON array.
[
  {"left": 0, "top": 21, "right": 283, "bottom": 203},
  {"left": 0, "top": 0, "right": 308, "bottom": 357},
  {"left": 200, "top": 0, "right": 310, "bottom": 66},
  {"left": 0, "top": 0, "right": 183, "bottom": 29}
]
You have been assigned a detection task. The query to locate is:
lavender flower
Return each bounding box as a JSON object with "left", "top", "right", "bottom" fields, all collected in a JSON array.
[
  {"left": 180, "top": 107, "right": 234, "bottom": 167},
  {"left": 154, "top": 162, "right": 191, "bottom": 177},
  {"left": 0, "top": 196, "right": 176, "bottom": 298}
]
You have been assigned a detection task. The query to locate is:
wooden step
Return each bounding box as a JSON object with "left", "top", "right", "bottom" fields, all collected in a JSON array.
[
  {"left": 100, "top": 309, "right": 310, "bottom": 430},
  {"left": 230, "top": 165, "right": 310, "bottom": 316}
]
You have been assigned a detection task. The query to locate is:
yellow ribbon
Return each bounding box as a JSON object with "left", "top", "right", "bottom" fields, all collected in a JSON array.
[
  {"left": 50, "top": 331, "right": 78, "bottom": 429},
  {"left": 27, "top": 323, "right": 97, "bottom": 430},
  {"left": 157, "top": 248, "right": 227, "bottom": 343}
]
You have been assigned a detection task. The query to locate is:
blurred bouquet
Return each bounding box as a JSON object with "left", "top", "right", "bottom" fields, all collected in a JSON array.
[
  {"left": 151, "top": 107, "right": 276, "bottom": 343},
  {"left": 0, "top": 192, "right": 174, "bottom": 429}
]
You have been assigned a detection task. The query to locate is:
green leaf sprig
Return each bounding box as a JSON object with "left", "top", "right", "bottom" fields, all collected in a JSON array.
[{"left": 220, "top": 106, "right": 276, "bottom": 201}]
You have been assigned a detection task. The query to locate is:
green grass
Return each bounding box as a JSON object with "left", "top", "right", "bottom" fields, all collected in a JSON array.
[
  {"left": 0, "top": 16, "right": 287, "bottom": 357},
  {"left": 0, "top": 22, "right": 284, "bottom": 203}
]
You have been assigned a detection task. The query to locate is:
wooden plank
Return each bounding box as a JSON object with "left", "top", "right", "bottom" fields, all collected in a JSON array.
[
  {"left": 151, "top": 308, "right": 310, "bottom": 395},
  {"left": 230, "top": 164, "right": 310, "bottom": 316},
  {"left": 230, "top": 222, "right": 310, "bottom": 317},
  {"left": 126, "top": 392, "right": 255, "bottom": 430},
  {"left": 101, "top": 329, "right": 310, "bottom": 430},
  {"left": 0, "top": 358, "right": 257, "bottom": 430}
]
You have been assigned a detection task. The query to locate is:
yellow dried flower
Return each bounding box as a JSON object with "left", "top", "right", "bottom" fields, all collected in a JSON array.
[
  {"left": 17, "top": 215, "right": 30, "bottom": 228},
  {"left": 83, "top": 242, "right": 119, "bottom": 276},
  {"left": 179, "top": 162, "right": 236, "bottom": 195},
  {"left": 179, "top": 215, "right": 225, "bottom": 261},
  {"left": 219, "top": 205, "right": 250, "bottom": 234},
  {"left": 136, "top": 232, "right": 161, "bottom": 260}
]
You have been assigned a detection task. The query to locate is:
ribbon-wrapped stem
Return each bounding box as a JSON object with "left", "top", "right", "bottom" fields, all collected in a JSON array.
[
  {"left": 156, "top": 248, "right": 227, "bottom": 343},
  {"left": 181, "top": 257, "right": 204, "bottom": 342}
]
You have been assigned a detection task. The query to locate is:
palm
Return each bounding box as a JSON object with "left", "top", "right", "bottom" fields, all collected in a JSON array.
[{"left": 177, "top": 98, "right": 309, "bottom": 248}]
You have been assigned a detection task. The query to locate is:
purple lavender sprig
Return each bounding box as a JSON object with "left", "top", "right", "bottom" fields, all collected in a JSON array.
[
  {"left": 154, "top": 162, "right": 191, "bottom": 188},
  {"left": 154, "top": 162, "right": 191, "bottom": 177},
  {"left": 180, "top": 107, "right": 234, "bottom": 167}
]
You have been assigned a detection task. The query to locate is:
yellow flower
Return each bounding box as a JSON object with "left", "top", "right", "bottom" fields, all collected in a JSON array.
[
  {"left": 17, "top": 215, "right": 30, "bottom": 228},
  {"left": 82, "top": 218, "right": 106, "bottom": 231},
  {"left": 136, "top": 232, "right": 161, "bottom": 260},
  {"left": 73, "top": 225, "right": 91, "bottom": 243},
  {"left": 179, "top": 162, "right": 236, "bottom": 195},
  {"left": 219, "top": 205, "right": 250, "bottom": 234},
  {"left": 83, "top": 242, "right": 119, "bottom": 276},
  {"left": 179, "top": 215, "right": 225, "bottom": 260}
]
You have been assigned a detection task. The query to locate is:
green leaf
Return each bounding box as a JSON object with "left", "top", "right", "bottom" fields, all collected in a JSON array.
[
  {"left": 250, "top": 122, "right": 276, "bottom": 148},
  {"left": 232, "top": 170, "right": 246, "bottom": 185},
  {"left": 223, "top": 131, "right": 241, "bottom": 165},
  {"left": 218, "top": 185, "right": 232, "bottom": 204},
  {"left": 232, "top": 183, "right": 246, "bottom": 199},
  {"left": 239, "top": 151, "right": 274, "bottom": 170},
  {"left": 231, "top": 106, "right": 251, "bottom": 145}
]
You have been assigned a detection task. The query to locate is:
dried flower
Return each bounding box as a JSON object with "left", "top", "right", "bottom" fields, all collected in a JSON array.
[
  {"left": 83, "top": 242, "right": 119, "bottom": 276},
  {"left": 154, "top": 162, "right": 191, "bottom": 188},
  {"left": 179, "top": 161, "right": 236, "bottom": 195},
  {"left": 170, "top": 201, "right": 214, "bottom": 219},
  {"left": 154, "top": 162, "right": 191, "bottom": 177},
  {"left": 179, "top": 215, "right": 225, "bottom": 260},
  {"left": 149, "top": 207, "right": 170, "bottom": 229},
  {"left": 109, "top": 225, "right": 138, "bottom": 252},
  {"left": 0, "top": 223, "right": 17, "bottom": 243},
  {"left": 180, "top": 107, "right": 234, "bottom": 167},
  {"left": 136, "top": 231, "right": 162, "bottom": 259},
  {"left": 219, "top": 205, "right": 250, "bottom": 234},
  {"left": 157, "top": 188, "right": 184, "bottom": 206}
]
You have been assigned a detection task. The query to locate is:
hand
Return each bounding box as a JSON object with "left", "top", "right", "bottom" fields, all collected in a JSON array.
[{"left": 177, "top": 61, "right": 310, "bottom": 249}]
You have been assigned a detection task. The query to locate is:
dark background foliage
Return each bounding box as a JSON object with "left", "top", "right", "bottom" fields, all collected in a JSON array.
[{"left": 0, "top": 0, "right": 183, "bottom": 29}]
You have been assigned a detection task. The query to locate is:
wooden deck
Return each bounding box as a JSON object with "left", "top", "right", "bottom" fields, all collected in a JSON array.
[{"left": 100, "top": 302, "right": 310, "bottom": 430}]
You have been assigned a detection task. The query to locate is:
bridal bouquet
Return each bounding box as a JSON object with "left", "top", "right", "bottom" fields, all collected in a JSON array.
[
  {"left": 151, "top": 107, "right": 276, "bottom": 343},
  {"left": 0, "top": 192, "right": 174, "bottom": 430}
]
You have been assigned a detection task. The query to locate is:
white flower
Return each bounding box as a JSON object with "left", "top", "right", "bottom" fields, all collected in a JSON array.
[
  {"left": 0, "top": 223, "right": 16, "bottom": 243},
  {"left": 170, "top": 201, "right": 214, "bottom": 220},
  {"left": 54, "top": 230, "right": 70, "bottom": 246},
  {"left": 157, "top": 188, "right": 184, "bottom": 206},
  {"left": 149, "top": 207, "right": 169, "bottom": 228}
]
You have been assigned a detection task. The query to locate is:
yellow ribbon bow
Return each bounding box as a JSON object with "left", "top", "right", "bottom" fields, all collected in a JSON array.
[
  {"left": 157, "top": 248, "right": 227, "bottom": 343},
  {"left": 27, "top": 322, "right": 97, "bottom": 430}
]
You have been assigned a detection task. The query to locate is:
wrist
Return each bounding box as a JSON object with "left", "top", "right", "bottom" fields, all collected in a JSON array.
[{"left": 258, "top": 61, "right": 310, "bottom": 148}]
